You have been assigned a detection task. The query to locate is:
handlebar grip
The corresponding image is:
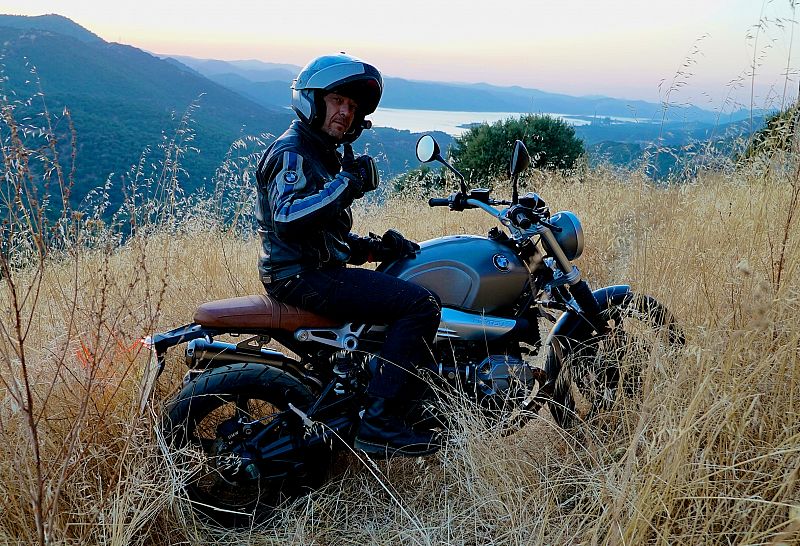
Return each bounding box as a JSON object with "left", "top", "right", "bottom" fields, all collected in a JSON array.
[{"left": 428, "top": 198, "right": 450, "bottom": 207}]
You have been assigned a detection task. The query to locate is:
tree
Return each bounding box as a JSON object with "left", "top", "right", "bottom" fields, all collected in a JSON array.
[
  {"left": 391, "top": 164, "right": 446, "bottom": 195},
  {"left": 450, "top": 114, "right": 584, "bottom": 182}
]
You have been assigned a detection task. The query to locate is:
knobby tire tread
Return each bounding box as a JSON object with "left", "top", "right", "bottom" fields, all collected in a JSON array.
[{"left": 163, "top": 362, "right": 323, "bottom": 525}]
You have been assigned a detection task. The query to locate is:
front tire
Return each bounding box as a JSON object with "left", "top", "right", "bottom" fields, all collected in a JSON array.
[
  {"left": 545, "top": 292, "right": 683, "bottom": 428},
  {"left": 162, "top": 363, "right": 329, "bottom": 525}
]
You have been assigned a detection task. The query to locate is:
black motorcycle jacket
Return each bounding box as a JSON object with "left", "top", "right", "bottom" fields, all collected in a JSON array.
[{"left": 255, "top": 120, "right": 375, "bottom": 284}]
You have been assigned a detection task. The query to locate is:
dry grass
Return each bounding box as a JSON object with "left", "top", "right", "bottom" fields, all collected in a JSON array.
[{"left": 2, "top": 108, "right": 800, "bottom": 544}]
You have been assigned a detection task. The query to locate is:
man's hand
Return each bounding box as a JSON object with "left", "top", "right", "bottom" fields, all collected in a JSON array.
[
  {"left": 341, "top": 144, "right": 379, "bottom": 198},
  {"left": 356, "top": 229, "right": 419, "bottom": 262},
  {"left": 381, "top": 229, "right": 420, "bottom": 260}
]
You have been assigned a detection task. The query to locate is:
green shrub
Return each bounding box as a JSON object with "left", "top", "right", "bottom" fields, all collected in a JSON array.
[
  {"left": 742, "top": 106, "right": 799, "bottom": 160},
  {"left": 391, "top": 164, "right": 446, "bottom": 196},
  {"left": 451, "top": 114, "right": 584, "bottom": 182}
]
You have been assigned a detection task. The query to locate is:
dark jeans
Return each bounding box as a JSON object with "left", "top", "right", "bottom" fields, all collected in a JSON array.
[{"left": 266, "top": 267, "right": 441, "bottom": 399}]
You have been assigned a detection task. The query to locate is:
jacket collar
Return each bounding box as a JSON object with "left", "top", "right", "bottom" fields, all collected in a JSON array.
[{"left": 291, "top": 120, "right": 342, "bottom": 170}]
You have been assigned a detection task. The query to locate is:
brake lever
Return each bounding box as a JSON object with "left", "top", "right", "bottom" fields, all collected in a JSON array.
[{"left": 539, "top": 219, "right": 562, "bottom": 233}]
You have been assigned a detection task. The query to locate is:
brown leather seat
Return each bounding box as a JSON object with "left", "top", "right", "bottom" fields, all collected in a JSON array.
[{"left": 193, "top": 294, "right": 341, "bottom": 331}]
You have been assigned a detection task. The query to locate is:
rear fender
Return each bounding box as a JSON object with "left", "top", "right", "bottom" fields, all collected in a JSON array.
[
  {"left": 139, "top": 324, "right": 209, "bottom": 413},
  {"left": 544, "top": 285, "right": 632, "bottom": 350},
  {"left": 151, "top": 323, "right": 208, "bottom": 355}
]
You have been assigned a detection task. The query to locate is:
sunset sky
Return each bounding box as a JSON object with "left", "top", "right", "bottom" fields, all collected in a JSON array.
[{"left": 7, "top": 0, "right": 799, "bottom": 109}]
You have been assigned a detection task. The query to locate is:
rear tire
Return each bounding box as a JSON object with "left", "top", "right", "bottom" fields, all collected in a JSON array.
[
  {"left": 163, "top": 363, "right": 330, "bottom": 525},
  {"left": 545, "top": 292, "right": 683, "bottom": 428}
]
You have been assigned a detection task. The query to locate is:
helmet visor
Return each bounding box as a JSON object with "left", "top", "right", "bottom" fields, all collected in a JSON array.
[{"left": 330, "top": 79, "right": 382, "bottom": 115}]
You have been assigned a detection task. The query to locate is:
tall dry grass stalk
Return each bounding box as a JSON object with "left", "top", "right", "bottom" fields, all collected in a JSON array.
[
  {"left": 2, "top": 98, "right": 800, "bottom": 545},
  {"left": 0, "top": 92, "right": 260, "bottom": 545}
]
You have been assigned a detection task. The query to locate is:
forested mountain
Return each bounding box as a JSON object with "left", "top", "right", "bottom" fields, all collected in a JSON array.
[
  {"left": 0, "top": 15, "right": 452, "bottom": 217},
  {"left": 0, "top": 13, "right": 102, "bottom": 43},
  {"left": 0, "top": 17, "right": 298, "bottom": 213}
]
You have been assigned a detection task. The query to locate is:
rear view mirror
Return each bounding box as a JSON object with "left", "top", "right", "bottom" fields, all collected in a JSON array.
[
  {"left": 415, "top": 134, "right": 468, "bottom": 194},
  {"left": 416, "top": 134, "right": 440, "bottom": 163},
  {"left": 510, "top": 140, "right": 530, "bottom": 205},
  {"left": 510, "top": 140, "right": 531, "bottom": 177}
]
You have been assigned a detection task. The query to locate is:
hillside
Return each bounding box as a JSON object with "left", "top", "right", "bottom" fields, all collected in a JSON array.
[
  {"left": 2, "top": 15, "right": 799, "bottom": 543},
  {"left": 0, "top": 19, "right": 293, "bottom": 213},
  {"left": 0, "top": 15, "right": 451, "bottom": 217},
  {"left": 0, "top": 13, "right": 102, "bottom": 42}
]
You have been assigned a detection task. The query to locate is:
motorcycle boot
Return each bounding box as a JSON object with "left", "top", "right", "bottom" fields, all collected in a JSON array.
[{"left": 354, "top": 396, "right": 441, "bottom": 457}]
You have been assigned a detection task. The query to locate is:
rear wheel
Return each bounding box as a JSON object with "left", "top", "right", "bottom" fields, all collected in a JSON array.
[
  {"left": 545, "top": 292, "right": 683, "bottom": 428},
  {"left": 163, "top": 363, "right": 330, "bottom": 524}
]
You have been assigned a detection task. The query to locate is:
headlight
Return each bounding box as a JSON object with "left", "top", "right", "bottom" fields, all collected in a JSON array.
[{"left": 550, "top": 211, "right": 584, "bottom": 260}]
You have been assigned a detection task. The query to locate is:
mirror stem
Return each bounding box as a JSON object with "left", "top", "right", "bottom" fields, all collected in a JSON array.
[
  {"left": 511, "top": 174, "right": 519, "bottom": 205},
  {"left": 437, "top": 155, "right": 468, "bottom": 194}
]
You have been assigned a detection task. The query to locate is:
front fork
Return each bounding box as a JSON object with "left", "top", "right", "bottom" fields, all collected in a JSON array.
[
  {"left": 541, "top": 260, "right": 608, "bottom": 336},
  {"left": 569, "top": 279, "right": 609, "bottom": 335}
]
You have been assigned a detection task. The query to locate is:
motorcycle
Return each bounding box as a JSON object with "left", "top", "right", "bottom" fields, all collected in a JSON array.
[{"left": 148, "top": 135, "right": 683, "bottom": 523}]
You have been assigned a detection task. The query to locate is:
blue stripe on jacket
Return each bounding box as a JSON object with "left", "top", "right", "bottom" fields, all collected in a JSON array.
[{"left": 272, "top": 151, "right": 354, "bottom": 225}]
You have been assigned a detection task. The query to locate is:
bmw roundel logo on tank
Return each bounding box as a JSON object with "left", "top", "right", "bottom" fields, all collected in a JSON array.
[{"left": 493, "top": 254, "right": 511, "bottom": 272}]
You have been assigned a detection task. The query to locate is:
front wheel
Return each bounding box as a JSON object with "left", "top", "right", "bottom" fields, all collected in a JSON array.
[
  {"left": 162, "top": 363, "right": 330, "bottom": 525},
  {"left": 545, "top": 292, "right": 683, "bottom": 428}
]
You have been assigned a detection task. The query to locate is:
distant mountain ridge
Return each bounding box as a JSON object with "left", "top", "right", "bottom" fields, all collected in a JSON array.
[
  {"left": 166, "top": 55, "right": 747, "bottom": 124},
  {"left": 0, "top": 13, "right": 102, "bottom": 43},
  {"left": 166, "top": 55, "right": 299, "bottom": 84}
]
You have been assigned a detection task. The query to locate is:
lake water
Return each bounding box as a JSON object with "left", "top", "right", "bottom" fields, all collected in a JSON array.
[{"left": 370, "top": 108, "right": 594, "bottom": 136}]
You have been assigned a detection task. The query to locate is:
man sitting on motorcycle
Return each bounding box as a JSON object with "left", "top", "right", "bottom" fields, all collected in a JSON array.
[{"left": 255, "top": 53, "right": 441, "bottom": 457}]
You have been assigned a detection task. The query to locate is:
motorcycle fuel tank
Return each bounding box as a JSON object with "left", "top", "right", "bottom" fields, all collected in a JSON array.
[{"left": 380, "top": 235, "right": 529, "bottom": 313}]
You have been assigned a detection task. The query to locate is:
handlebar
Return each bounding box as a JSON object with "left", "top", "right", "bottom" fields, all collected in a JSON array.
[
  {"left": 428, "top": 191, "right": 559, "bottom": 233},
  {"left": 428, "top": 192, "right": 505, "bottom": 211}
]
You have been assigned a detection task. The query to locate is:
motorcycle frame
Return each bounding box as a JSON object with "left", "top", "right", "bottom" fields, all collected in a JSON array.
[{"left": 145, "top": 284, "right": 634, "bottom": 462}]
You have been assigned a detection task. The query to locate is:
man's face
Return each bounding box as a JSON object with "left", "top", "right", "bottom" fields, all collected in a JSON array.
[{"left": 321, "top": 92, "right": 358, "bottom": 141}]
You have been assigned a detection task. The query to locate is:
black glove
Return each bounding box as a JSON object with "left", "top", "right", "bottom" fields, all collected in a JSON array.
[
  {"left": 354, "top": 155, "right": 379, "bottom": 194},
  {"left": 381, "top": 229, "right": 420, "bottom": 260},
  {"left": 341, "top": 144, "right": 379, "bottom": 198}
]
